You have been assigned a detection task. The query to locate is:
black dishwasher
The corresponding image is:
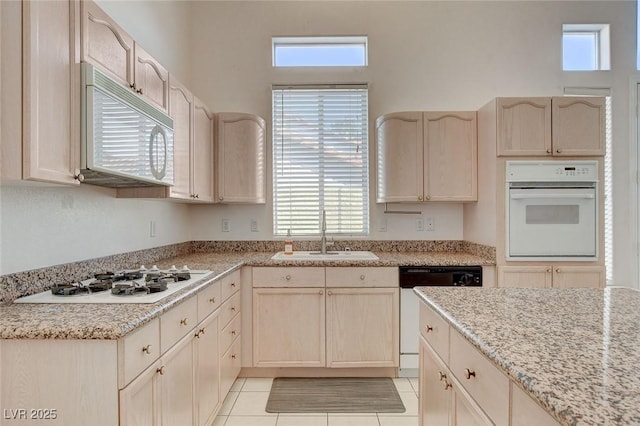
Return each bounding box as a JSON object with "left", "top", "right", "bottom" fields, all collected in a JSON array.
[{"left": 399, "top": 265, "right": 482, "bottom": 376}]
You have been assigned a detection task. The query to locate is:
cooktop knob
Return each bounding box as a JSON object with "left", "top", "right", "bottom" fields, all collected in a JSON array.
[
  {"left": 139, "top": 265, "right": 147, "bottom": 272},
  {"left": 181, "top": 265, "right": 190, "bottom": 272},
  {"left": 169, "top": 265, "right": 178, "bottom": 272},
  {"left": 150, "top": 265, "right": 160, "bottom": 272}
]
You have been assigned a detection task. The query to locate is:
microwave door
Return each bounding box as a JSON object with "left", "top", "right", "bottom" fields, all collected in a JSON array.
[{"left": 508, "top": 188, "right": 596, "bottom": 257}]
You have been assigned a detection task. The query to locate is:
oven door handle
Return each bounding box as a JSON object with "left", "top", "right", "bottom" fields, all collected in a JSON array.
[{"left": 510, "top": 193, "right": 594, "bottom": 200}]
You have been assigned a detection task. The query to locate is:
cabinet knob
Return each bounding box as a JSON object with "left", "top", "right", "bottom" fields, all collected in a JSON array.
[
  {"left": 142, "top": 344, "right": 152, "bottom": 354},
  {"left": 219, "top": 196, "right": 224, "bottom": 201},
  {"left": 547, "top": 269, "right": 552, "bottom": 273},
  {"left": 438, "top": 371, "right": 447, "bottom": 381},
  {"left": 231, "top": 306, "right": 236, "bottom": 312},
  {"left": 73, "top": 169, "right": 85, "bottom": 182},
  {"left": 418, "top": 195, "right": 423, "bottom": 201},
  {"left": 194, "top": 194, "right": 199, "bottom": 199},
  {"left": 195, "top": 328, "right": 205, "bottom": 338},
  {"left": 130, "top": 84, "right": 136, "bottom": 90},
  {"left": 426, "top": 195, "right": 431, "bottom": 200},
  {"left": 359, "top": 274, "right": 365, "bottom": 280},
  {"left": 425, "top": 325, "right": 433, "bottom": 333},
  {"left": 328, "top": 291, "right": 333, "bottom": 296},
  {"left": 156, "top": 366, "right": 165, "bottom": 375},
  {"left": 442, "top": 380, "right": 452, "bottom": 390},
  {"left": 555, "top": 268, "right": 561, "bottom": 273},
  {"left": 137, "top": 88, "right": 143, "bottom": 95},
  {"left": 231, "top": 354, "right": 237, "bottom": 360},
  {"left": 231, "top": 329, "right": 237, "bottom": 336},
  {"left": 285, "top": 275, "right": 291, "bottom": 281},
  {"left": 464, "top": 368, "right": 476, "bottom": 380},
  {"left": 180, "top": 318, "right": 188, "bottom": 326},
  {"left": 319, "top": 290, "right": 324, "bottom": 295},
  {"left": 556, "top": 149, "right": 562, "bottom": 154},
  {"left": 209, "top": 297, "right": 216, "bottom": 304},
  {"left": 231, "top": 282, "right": 236, "bottom": 288},
  {"left": 546, "top": 149, "right": 552, "bottom": 154}
]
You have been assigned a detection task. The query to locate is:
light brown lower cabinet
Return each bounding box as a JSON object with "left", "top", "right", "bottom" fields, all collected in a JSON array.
[
  {"left": 498, "top": 265, "right": 604, "bottom": 288},
  {"left": 419, "top": 303, "right": 560, "bottom": 426}
]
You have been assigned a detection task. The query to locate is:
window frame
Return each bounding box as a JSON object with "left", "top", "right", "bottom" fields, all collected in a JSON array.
[
  {"left": 562, "top": 24, "right": 611, "bottom": 71},
  {"left": 271, "top": 84, "right": 370, "bottom": 237},
  {"left": 272, "top": 36, "right": 368, "bottom": 67}
]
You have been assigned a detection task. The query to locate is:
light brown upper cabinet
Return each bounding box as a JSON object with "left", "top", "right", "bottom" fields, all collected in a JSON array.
[
  {"left": 81, "top": 0, "right": 168, "bottom": 112},
  {"left": 1, "top": 0, "right": 82, "bottom": 186},
  {"left": 192, "top": 98, "right": 215, "bottom": 203},
  {"left": 376, "top": 111, "right": 477, "bottom": 203},
  {"left": 496, "top": 97, "right": 604, "bottom": 157},
  {"left": 216, "top": 113, "right": 266, "bottom": 204}
]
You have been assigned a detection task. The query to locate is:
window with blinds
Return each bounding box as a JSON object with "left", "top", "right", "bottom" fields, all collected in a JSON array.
[{"left": 272, "top": 86, "right": 369, "bottom": 236}]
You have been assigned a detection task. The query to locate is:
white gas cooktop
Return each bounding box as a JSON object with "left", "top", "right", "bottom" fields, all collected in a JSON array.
[{"left": 14, "top": 269, "right": 215, "bottom": 304}]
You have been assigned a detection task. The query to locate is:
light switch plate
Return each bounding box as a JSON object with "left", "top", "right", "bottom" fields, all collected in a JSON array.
[{"left": 222, "top": 218, "right": 230, "bottom": 232}]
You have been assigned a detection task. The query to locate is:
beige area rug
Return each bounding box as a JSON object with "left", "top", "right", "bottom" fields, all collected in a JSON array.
[{"left": 265, "top": 377, "right": 406, "bottom": 413}]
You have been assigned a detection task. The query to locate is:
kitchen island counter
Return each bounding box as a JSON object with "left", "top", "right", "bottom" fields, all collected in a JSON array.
[
  {"left": 415, "top": 286, "right": 640, "bottom": 425},
  {"left": 0, "top": 250, "right": 491, "bottom": 340}
]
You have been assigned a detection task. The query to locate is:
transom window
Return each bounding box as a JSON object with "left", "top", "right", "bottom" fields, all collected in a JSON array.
[
  {"left": 562, "top": 24, "right": 610, "bottom": 71},
  {"left": 272, "top": 36, "right": 368, "bottom": 67},
  {"left": 272, "top": 85, "right": 369, "bottom": 236}
]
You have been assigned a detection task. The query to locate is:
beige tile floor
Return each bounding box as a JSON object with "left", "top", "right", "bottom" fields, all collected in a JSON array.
[{"left": 213, "top": 377, "right": 419, "bottom": 426}]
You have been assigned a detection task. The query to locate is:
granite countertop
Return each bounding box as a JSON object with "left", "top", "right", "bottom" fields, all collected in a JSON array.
[
  {"left": 0, "top": 250, "right": 491, "bottom": 340},
  {"left": 415, "top": 286, "right": 640, "bottom": 426}
]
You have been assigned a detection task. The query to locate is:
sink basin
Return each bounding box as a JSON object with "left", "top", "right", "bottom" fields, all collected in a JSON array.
[{"left": 271, "top": 251, "right": 379, "bottom": 261}]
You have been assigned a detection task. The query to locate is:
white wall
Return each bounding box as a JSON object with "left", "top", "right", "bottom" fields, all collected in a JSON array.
[
  {"left": 0, "top": 0, "right": 194, "bottom": 275},
  {"left": 188, "top": 0, "right": 637, "bottom": 285}
]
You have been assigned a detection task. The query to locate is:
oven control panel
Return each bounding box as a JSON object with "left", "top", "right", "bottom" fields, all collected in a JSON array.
[{"left": 506, "top": 160, "right": 598, "bottom": 182}]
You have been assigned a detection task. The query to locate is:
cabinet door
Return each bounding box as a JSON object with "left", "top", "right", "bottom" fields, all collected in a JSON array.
[
  {"left": 120, "top": 360, "right": 162, "bottom": 426},
  {"left": 452, "top": 391, "right": 490, "bottom": 426},
  {"left": 81, "top": 0, "right": 134, "bottom": 88},
  {"left": 375, "top": 112, "right": 424, "bottom": 202},
  {"left": 424, "top": 112, "right": 477, "bottom": 201},
  {"left": 497, "top": 98, "right": 551, "bottom": 156},
  {"left": 160, "top": 335, "right": 195, "bottom": 426},
  {"left": 168, "top": 76, "right": 193, "bottom": 200},
  {"left": 419, "top": 336, "right": 450, "bottom": 426},
  {"left": 195, "top": 313, "right": 220, "bottom": 426},
  {"left": 498, "top": 266, "right": 552, "bottom": 288},
  {"left": 253, "top": 288, "right": 325, "bottom": 367},
  {"left": 22, "top": 0, "right": 81, "bottom": 185},
  {"left": 134, "top": 44, "right": 169, "bottom": 113},
  {"left": 552, "top": 266, "right": 604, "bottom": 288},
  {"left": 552, "top": 97, "right": 605, "bottom": 156},
  {"left": 192, "top": 98, "right": 215, "bottom": 202},
  {"left": 217, "top": 113, "right": 266, "bottom": 203},
  {"left": 326, "top": 287, "right": 399, "bottom": 367}
]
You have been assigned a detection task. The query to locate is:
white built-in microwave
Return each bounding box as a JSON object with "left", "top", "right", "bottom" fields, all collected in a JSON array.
[
  {"left": 506, "top": 161, "right": 598, "bottom": 260},
  {"left": 80, "top": 62, "right": 174, "bottom": 188}
]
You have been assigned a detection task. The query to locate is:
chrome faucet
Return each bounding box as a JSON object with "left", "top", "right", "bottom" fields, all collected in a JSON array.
[{"left": 320, "top": 209, "right": 327, "bottom": 254}]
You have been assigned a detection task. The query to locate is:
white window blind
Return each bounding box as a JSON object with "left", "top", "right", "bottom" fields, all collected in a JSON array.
[{"left": 272, "top": 86, "right": 369, "bottom": 236}]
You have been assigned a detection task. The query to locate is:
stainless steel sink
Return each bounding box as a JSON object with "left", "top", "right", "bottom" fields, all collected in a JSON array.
[{"left": 271, "top": 250, "right": 379, "bottom": 261}]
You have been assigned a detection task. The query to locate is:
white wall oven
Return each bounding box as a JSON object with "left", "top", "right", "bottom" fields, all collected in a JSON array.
[{"left": 506, "top": 161, "right": 598, "bottom": 260}]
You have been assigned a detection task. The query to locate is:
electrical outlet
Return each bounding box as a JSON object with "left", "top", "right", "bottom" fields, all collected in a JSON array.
[
  {"left": 250, "top": 219, "right": 259, "bottom": 232},
  {"left": 425, "top": 217, "right": 434, "bottom": 231},
  {"left": 378, "top": 218, "right": 387, "bottom": 232},
  {"left": 149, "top": 220, "right": 156, "bottom": 238},
  {"left": 222, "top": 218, "right": 230, "bottom": 232},
  {"left": 416, "top": 218, "right": 424, "bottom": 232}
]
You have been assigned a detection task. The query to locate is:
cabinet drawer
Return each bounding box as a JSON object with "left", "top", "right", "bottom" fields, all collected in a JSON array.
[
  {"left": 220, "top": 311, "right": 241, "bottom": 354},
  {"left": 198, "top": 280, "right": 221, "bottom": 322},
  {"left": 419, "top": 303, "right": 450, "bottom": 361},
  {"left": 450, "top": 329, "right": 509, "bottom": 425},
  {"left": 220, "top": 270, "right": 241, "bottom": 301},
  {"left": 220, "top": 337, "right": 242, "bottom": 397},
  {"left": 119, "top": 318, "right": 160, "bottom": 387},
  {"left": 160, "top": 297, "right": 198, "bottom": 353},
  {"left": 252, "top": 267, "right": 325, "bottom": 287},
  {"left": 219, "top": 291, "right": 241, "bottom": 328},
  {"left": 326, "top": 267, "right": 398, "bottom": 287}
]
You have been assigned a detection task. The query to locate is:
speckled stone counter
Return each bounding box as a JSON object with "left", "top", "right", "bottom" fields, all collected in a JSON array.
[
  {"left": 415, "top": 287, "right": 640, "bottom": 426},
  {"left": 0, "top": 250, "right": 491, "bottom": 340}
]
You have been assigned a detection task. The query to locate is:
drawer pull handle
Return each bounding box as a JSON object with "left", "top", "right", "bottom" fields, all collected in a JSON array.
[
  {"left": 438, "top": 371, "right": 447, "bottom": 381},
  {"left": 360, "top": 275, "right": 365, "bottom": 280},
  {"left": 464, "top": 368, "right": 476, "bottom": 380},
  {"left": 442, "top": 380, "right": 452, "bottom": 390},
  {"left": 157, "top": 366, "right": 165, "bottom": 375},
  {"left": 209, "top": 297, "right": 216, "bottom": 304},
  {"left": 231, "top": 354, "right": 237, "bottom": 360},
  {"left": 425, "top": 325, "right": 433, "bottom": 333},
  {"left": 180, "top": 318, "right": 188, "bottom": 326},
  {"left": 142, "top": 344, "right": 152, "bottom": 354},
  {"left": 231, "top": 330, "right": 237, "bottom": 336},
  {"left": 285, "top": 275, "right": 292, "bottom": 281}
]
